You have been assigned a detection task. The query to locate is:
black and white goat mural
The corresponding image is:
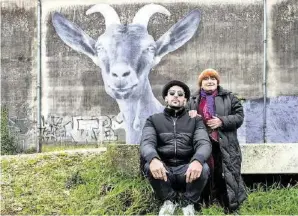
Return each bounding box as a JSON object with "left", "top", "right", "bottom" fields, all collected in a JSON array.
[{"left": 52, "top": 4, "right": 201, "bottom": 144}]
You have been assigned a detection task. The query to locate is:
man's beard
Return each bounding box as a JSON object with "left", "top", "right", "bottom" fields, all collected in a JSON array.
[{"left": 167, "top": 101, "right": 183, "bottom": 110}]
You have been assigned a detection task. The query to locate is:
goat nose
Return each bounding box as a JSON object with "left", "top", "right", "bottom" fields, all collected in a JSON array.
[{"left": 111, "top": 71, "right": 130, "bottom": 78}]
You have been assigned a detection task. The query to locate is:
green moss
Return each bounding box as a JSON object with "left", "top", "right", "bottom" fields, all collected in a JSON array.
[
  {"left": 1, "top": 106, "right": 21, "bottom": 155},
  {"left": 42, "top": 144, "right": 99, "bottom": 152}
]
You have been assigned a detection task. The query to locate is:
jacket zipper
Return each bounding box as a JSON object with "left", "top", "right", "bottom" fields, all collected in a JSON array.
[{"left": 172, "top": 115, "right": 177, "bottom": 166}]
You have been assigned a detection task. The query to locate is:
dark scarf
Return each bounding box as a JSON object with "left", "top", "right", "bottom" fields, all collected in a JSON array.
[
  {"left": 199, "top": 89, "right": 219, "bottom": 142},
  {"left": 200, "top": 89, "right": 218, "bottom": 118}
]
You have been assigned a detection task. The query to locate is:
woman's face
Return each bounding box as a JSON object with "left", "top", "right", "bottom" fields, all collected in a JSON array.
[{"left": 201, "top": 76, "right": 218, "bottom": 91}]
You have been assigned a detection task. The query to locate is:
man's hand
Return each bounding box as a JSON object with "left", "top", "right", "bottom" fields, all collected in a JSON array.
[
  {"left": 185, "top": 160, "right": 203, "bottom": 183},
  {"left": 188, "top": 110, "right": 202, "bottom": 118},
  {"left": 207, "top": 116, "right": 222, "bottom": 129},
  {"left": 149, "top": 158, "right": 168, "bottom": 182}
]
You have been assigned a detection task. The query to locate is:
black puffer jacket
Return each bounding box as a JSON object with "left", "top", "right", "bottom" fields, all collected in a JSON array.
[
  {"left": 188, "top": 86, "right": 247, "bottom": 210},
  {"left": 140, "top": 107, "right": 211, "bottom": 167}
]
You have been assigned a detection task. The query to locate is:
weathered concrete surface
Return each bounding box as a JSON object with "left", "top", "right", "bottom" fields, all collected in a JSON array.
[
  {"left": 241, "top": 144, "right": 298, "bottom": 174},
  {"left": 106, "top": 144, "right": 298, "bottom": 175},
  {"left": 267, "top": 0, "right": 298, "bottom": 97},
  {"left": 1, "top": 0, "right": 37, "bottom": 147},
  {"left": 238, "top": 96, "right": 298, "bottom": 143},
  {"left": 237, "top": 0, "right": 298, "bottom": 143}
]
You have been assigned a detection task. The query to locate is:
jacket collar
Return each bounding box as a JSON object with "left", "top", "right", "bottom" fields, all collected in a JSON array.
[{"left": 164, "top": 107, "right": 186, "bottom": 117}]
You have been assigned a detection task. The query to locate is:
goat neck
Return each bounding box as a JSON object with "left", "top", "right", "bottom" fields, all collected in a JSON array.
[{"left": 116, "top": 78, "right": 163, "bottom": 144}]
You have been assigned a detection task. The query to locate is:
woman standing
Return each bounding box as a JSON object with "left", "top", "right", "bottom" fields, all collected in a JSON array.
[{"left": 188, "top": 68, "right": 247, "bottom": 212}]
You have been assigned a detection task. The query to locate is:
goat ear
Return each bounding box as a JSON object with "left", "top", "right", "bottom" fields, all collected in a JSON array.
[
  {"left": 52, "top": 12, "right": 97, "bottom": 61},
  {"left": 154, "top": 10, "right": 201, "bottom": 66}
]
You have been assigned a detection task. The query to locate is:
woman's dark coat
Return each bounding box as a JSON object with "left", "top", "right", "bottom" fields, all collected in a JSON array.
[{"left": 188, "top": 86, "right": 247, "bottom": 210}]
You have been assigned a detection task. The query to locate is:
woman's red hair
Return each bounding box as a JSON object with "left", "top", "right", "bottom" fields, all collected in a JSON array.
[{"left": 198, "top": 68, "right": 220, "bottom": 87}]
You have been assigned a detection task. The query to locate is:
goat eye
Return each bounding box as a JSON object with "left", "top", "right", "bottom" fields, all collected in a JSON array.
[
  {"left": 147, "top": 45, "right": 156, "bottom": 53},
  {"left": 96, "top": 45, "right": 105, "bottom": 53}
]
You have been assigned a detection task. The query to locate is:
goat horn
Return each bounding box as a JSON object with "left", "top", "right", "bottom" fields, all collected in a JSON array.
[
  {"left": 132, "top": 4, "right": 171, "bottom": 27},
  {"left": 86, "top": 4, "right": 121, "bottom": 26}
]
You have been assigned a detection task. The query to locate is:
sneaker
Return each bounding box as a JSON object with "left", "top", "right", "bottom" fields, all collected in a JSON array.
[
  {"left": 159, "top": 200, "right": 177, "bottom": 216},
  {"left": 182, "top": 204, "right": 195, "bottom": 216}
]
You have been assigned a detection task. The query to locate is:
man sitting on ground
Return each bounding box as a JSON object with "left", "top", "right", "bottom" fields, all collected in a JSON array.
[{"left": 140, "top": 80, "right": 212, "bottom": 216}]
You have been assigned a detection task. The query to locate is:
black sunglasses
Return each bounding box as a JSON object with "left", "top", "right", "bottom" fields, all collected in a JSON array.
[{"left": 168, "top": 90, "right": 185, "bottom": 97}]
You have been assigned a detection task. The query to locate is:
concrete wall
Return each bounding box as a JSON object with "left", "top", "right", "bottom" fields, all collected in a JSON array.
[
  {"left": 242, "top": 0, "right": 298, "bottom": 143},
  {"left": 264, "top": 0, "right": 298, "bottom": 142},
  {"left": 1, "top": 0, "right": 37, "bottom": 147},
  {"left": 1, "top": 0, "right": 297, "bottom": 147}
]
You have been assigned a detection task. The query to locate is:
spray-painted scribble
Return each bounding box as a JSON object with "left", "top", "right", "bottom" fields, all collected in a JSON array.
[
  {"left": 7, "top": 103, "right": 35, "bottom": 150},
  {"left": 41, "top": 115, "right": 120, "bottom": 143},
  {"left": 8, "top": 116, "right": 32, "bottom": 150},
  {"left": 52, "top": 4, "right": 201, "bottom": 144}
]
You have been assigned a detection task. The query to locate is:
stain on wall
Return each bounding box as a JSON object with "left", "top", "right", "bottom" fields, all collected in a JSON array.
[
  {"left": 268, "top": 0, "right": 298, "bottom": 97},
  {"left": 1, "top": 1, "right": 37, "bottom": 147}
]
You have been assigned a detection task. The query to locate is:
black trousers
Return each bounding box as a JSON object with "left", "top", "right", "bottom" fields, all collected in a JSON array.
[
  {"left": 144, "top": 162, "right": 210, "bottom": 204},
  {"left": 212, "top": 141, "right": 229, "bottom": 208}
]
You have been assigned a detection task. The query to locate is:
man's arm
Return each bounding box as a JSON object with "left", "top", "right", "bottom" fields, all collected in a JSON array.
[
  {"left": 185, "top": 96, "right": 196, "bottom": 111},
  {"left": 186, "top": 117, "right": 211, "bottom": 183},
  {"left": 140, "top": 116, "right": 160, "bottom": 164},
  {"left": 191, "top": 117, "right": 212, "bottom": 165},
  {"left": 186, "top": 96, "right": 202, "bottom": 118},
  {"left": 140, "top": 116, "right": 167, "bottom": 181}
]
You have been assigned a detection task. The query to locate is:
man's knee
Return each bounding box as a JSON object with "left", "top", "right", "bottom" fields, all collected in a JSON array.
[
  {"left": 185, "top": 163, "right": 209, "bottom": 185},
  {"left": 200, "top": 163, "right": 210, "bottom": 180},
  {"left": 143, "top": 162, "right": 152, "bottom": 178}
]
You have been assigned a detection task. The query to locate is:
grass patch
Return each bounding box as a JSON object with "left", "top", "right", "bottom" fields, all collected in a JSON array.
[
  {"left": 239, "top": 184, "right": 298, "bottom": 215},
  {"left": 1, "top": 148, "right": 298, "bottom": 215},
  {"left": 1, "top": 150, "right": 158, "bottom": 215}
]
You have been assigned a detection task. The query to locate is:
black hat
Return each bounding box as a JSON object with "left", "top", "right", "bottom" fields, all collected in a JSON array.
[{"left": 162, "top": 80, "right": 190, "bottom": 100}]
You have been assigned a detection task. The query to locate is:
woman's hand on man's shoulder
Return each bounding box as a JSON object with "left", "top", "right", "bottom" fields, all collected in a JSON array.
[{"left": 188, "top": 110, "right": 201, "bottom": 118}]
